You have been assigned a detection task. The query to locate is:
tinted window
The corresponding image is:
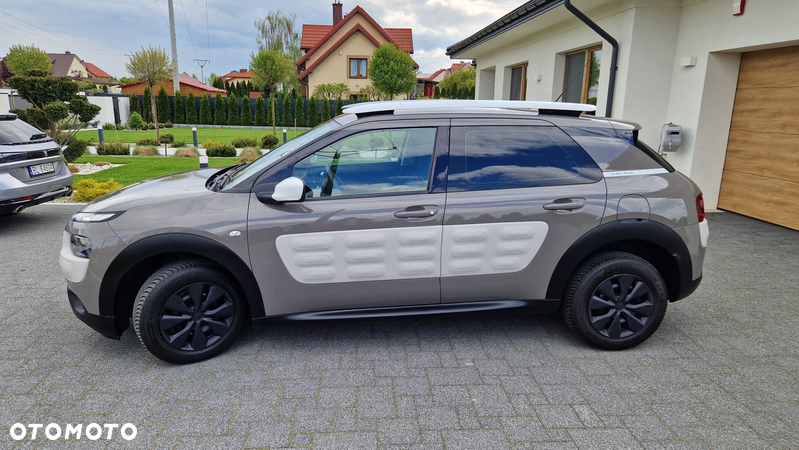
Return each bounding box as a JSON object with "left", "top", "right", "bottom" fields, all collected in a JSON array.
[
  {"left": 447, "top": 126, "right": 601, "bottom": 191},
  {"left": 0, "top": 118, "right": 50, "bottom": 145},
  {"left": 293, "top": 128, "right": 436, "bottom": 198}
]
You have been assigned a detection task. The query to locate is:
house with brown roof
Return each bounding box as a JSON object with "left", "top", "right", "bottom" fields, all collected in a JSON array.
[
  {"left": 47, "top": 51, "right": 118, "bottom": 90},
  {"left": 221, "top": 69, "right": 253, "bottom": 86},
  {"left": 297, "top": 2, "right": 415, "bottom": 99},
  {"left": 120, "top": 73, "right": 226, "bottom": 97},
  {"left": 83, "top": 62, "right": 113, "bottom": 81},
  {"left": 415, "top": 62, "right": 470, "bottom": 98}
]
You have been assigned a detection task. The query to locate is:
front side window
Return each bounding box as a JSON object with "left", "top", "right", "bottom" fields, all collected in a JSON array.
[
  {"left": 447, "top": 126, "right": 602, "bottom": 191},
  {"left": 349, "top": 58, "right": 368, "bottom": 78},
  {"left": 292, "top": 128, "right": 437, "bottom": 198},
  {"left": 563, "top": 46, "right": 602, "bottom": 113}
]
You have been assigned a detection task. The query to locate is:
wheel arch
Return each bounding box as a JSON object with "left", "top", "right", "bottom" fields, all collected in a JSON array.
[
  {"left": 99, "top": 233, "right": 265, "bottom": 337},
  {"left": 545, "top": 220, "right": 692, "bottom": 302}
]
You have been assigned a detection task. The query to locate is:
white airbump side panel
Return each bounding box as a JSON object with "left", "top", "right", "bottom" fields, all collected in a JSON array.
[
  {"left": 276, "top": 227, "right": 442, "bottom": 284},
  {"left": 441, "top": 222, "right": 549, "bottom": 277}
]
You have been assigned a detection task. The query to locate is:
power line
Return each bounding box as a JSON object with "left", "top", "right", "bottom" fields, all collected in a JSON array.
[
  {"left": 153, "top": 0, "right": 192, "bottom": 71},
  {"left": 205, "top": 0, "right": 211, "bottom": 62},
  {"left": 179, "top": 0, "right": 198, "bottom": 58},
  {"left": 0, "top": 11, "right": 123, "bottom": 55}
]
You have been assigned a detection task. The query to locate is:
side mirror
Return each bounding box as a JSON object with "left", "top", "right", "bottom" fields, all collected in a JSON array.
[{"left": 256, "top": 176, "right": 306, "bottom": 204}]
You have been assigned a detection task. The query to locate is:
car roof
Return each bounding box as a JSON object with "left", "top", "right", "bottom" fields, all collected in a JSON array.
[{"left": 343, "top": 100, "right": 596, "bottom": 117}]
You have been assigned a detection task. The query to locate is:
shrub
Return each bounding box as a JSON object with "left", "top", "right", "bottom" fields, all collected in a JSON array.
[
  {"left": 228, "top": 93, "right": 240, "bottom": 125},
  {"left": 129, "top": 93, "right": 141, "bottom": 116},
  {"left": 146, "top": 123, "right": 156, "bottom": 130},
  {"left": 142, "top": 87, "right": 152, "bottom": 123},
  {"left": 67, "top": 165, "right": 79, "bottom": 173},
  {"left": 321, "top": 98, "right": 331, "bottom": 122},
  {"left": 96, "top": 142, "right": 130, "bottom": 156},
  {"left": 240, "top": 96, "right": 252, "bottom": 126},
  {"left": 266, "top": 95, "right": 274, "bottom": 127},
  {"left": 173, "top": 148, "right": 200, "bottom": 157},
  {"left": 296, "top": 98, "right": 306, "bottom": 127},
  {"left": 199, "top": 94, "right": 212, "bottom": 125},
  {"left": 185, "top": 92, "right": 198, "bottom": 124},
  {"left": 214, "top": 92, "right": 226, "bottom": 125},
  {"left": 128, "top": 112, "right": 145, "bottom": 130},
  {"left": 159, "top": 133, "right": 174, "bottom": 144},
  {"left": 93, "top": 161, "right": 111, "bottom": 166},
  {"left": 308, "top": 96, "right": 319, "bottom": 127},
  {"left": 132, "top": 146, "right": 159, "bottom": 156},
  {"left": 237, "top": 148, "right": 262, "bottom": 163},
  {"left": 254, "top": 96, "right": 266, "bottom": 126},
  {"left": 261, "top": 134, "right": 279, "bottom": 149},
  {"left": 102, "top": 123, "right": 116, "bottom": 130},
  {"left": 136, "top": 138, "right": 159, "bottom": 146},
  {"left": 164, "top": 121, "right": 173, "bottom": 128},
  {"left": 173, "top": 91, "right": 185, "bottom": 124},
  {"left": 73, "top": 178, "right": 123, "bottom": 202},
  {"left": 336, "top": 97, "right": 344, "bottom": 116},
  {"left": 231, "top": 137, "right": 258, "bottom": 148},
  {"left": 63, "top": 139, "right": 87, "bottom": 163},
  {"left": 207, "top": 144, "right": 236, "bottom": 157},
  {"left": 282, "top": 93, "right": 292, "bottom": 127},
  {"left": 171, "top": 140, "right": 186, "bottom": 147},
  {"left": 157, "top": 86, "right": 171, "bottom": 124}
]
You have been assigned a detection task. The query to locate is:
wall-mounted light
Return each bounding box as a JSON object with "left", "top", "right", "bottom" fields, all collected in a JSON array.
[{"left": 680, "top": 56, "right": 697, "bottom": 67}]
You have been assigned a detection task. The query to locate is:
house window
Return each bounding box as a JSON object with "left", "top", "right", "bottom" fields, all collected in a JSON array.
[
  {"left": 509, "top": 64, "right": 527, "bottom": 100},
  {"left": 563, "top": 46, "right": 602, "bottom": 113},
  {"left": 349, "top": 58, "right": 367, "bottom": 78}
]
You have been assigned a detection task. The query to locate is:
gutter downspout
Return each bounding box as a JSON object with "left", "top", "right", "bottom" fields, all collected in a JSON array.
[{"left": 563, "top": 0, "right": 618, "bottom": 118}]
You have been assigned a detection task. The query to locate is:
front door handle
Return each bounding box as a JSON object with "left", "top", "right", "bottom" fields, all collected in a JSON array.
[
  {"left": 543, "top": 198, "right": 586, "bottom": 211},
  {"left": 394, "top": 205, "right": 439, "bottom": 219}
]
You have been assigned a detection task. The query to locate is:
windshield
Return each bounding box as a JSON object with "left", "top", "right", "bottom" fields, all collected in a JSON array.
[{"left": 223, "top": 118, "right": 348, "bottom": 190}]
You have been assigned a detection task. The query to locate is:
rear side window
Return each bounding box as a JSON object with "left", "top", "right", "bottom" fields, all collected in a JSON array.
[
  {"left": 0, "top": 118, "right": 50, "bottom": 145},
  {"left": 447, "top": 126, "right": 602, "bottom": 191}
]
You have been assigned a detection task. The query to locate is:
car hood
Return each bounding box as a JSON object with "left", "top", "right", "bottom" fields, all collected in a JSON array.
[{"left": 81, "top": 168, "right": 221, "bottom": 213}]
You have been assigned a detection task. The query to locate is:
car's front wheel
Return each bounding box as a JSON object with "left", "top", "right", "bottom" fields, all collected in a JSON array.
[
  {"left": 562, "top": 252, "right": 667, "bottom": 350},
  {"left": 133, "top": 259, "right": 246, "bottom": 364}
]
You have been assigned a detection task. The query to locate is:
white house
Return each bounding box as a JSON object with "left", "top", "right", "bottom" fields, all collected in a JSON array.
[{"left": 447, "top": 0, "right": 799, "bottom": 230}]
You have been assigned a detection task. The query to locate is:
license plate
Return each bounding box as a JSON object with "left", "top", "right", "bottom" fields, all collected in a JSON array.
[{"left": 28, "top": 162, "right": 55, "bottom": 177}]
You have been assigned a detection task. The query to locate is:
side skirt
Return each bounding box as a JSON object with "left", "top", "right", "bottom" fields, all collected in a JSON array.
[{"left": 251, "top": 299, "right": 561, "bottom": 327}]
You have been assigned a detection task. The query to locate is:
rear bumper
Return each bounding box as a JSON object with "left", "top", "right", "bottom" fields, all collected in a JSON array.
[
  {"left": 672, "top": 273, "right": 702, "bottom": 302},
  {"left": 0, "top": 185, "right": 72, "bottom": 214},
  {"left": 68, "top": 289, "right": 121, "bottom": 339}
]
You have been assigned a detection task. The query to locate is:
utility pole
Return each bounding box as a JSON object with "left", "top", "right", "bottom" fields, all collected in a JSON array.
[
  {"left": 194, "top": 59, "right": 210, "bottom": 84},
  {"left": 168, "top": 0, "right": 180, "bottom": 92}
]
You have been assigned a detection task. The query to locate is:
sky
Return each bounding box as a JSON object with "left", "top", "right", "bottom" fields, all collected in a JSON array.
[{"left": 0, "top": 0, "right": 521, "bottom": 83}]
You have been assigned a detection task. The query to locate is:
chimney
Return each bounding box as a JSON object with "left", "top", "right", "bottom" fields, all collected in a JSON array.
[
  {"left": 241, "top": 68, "right": 247, "bottom": 73},
  {"left": 65, "top": 51, "right": 71, "bottom": 55},
  {"left": 333, "top": 2, "right": 343, "bottom": 25}
]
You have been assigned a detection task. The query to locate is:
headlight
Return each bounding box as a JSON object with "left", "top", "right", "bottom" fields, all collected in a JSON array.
[
  {"left": 71, "top": 212, "right": 121, "bottom": 222},
  {"left": 70, "top": 234, "right": 92, "bottom": 258}
]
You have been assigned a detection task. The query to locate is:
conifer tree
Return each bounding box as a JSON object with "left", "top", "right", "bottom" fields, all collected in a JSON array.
[
  {"left": 142, "top": 87, "right": 152, "bottom": 123},
  {"left": 255, "top": 95, "right": 266, "bottom": 126},
  {"left": 308, "top": 96, "right": 319, "bottom": 127},
  {"left": 282, "top": 93, "right": 292, "bottom": 127},
  {"left": 199, "top": 93, "right": 212, "bottom": 124},
  {"left": 214, "top": 92, "right": 226, "bottom": 125},
  {"left": 228, "top": 93, "right": 240, "bottom": 125},
  {"left": 157, "top": 86, "right": 171, "bottom": 123},
  {"left": 321, "top": 98, "right": 331, "bottom": 123},
  {"left": 240, "top": 96, "right": 252, "bottom": 126},
  {"left": 433, "top": 85, "right": 439, "bottom": 99},
  {"left": 335, "top": 97, "right": 344, "bottom": 116},
  {"left": 185, "top": 92, "right": 197, "bottom": 124},
  {"left": 129, "top": 93, "right": 141, "bottom": 116},
  {"left": 266, "top": 94, "right": 274, "bottom": 127},
  {"left": 173, "top": 91, "right": 185, "bottom": 124},
  {"left": 296, "top": 97, "right": 306, "bottom": 127}
]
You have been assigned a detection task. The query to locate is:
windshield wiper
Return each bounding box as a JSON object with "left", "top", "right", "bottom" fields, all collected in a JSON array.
[{"left": 208, "top": 162, "right": 248, "bottom": 191}]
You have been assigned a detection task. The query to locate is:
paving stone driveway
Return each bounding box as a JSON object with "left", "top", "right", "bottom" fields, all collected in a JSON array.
[{"left": 1, "top": 205, "right": 797, "bottom": 449}]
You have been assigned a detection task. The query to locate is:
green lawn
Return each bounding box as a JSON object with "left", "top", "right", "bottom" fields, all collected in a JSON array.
[
  {"left": 73, "top": 155, "right": 239, "bottom": 186},
  {"left": 75, "top": 127, "right": 306, "bottom": 145}
]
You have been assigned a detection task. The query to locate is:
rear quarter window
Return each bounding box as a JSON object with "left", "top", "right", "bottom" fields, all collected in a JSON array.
[{"left": 447, "top": 126, "right": 602, "bottom": 191}]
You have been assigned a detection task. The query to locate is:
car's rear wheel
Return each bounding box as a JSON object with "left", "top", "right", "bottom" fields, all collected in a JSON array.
[
  {"left": 133, "top": 259, "right": 246, "bottom": 364},
  {"left": 562, "top": 252, "right": 667, "bottom": 350}
]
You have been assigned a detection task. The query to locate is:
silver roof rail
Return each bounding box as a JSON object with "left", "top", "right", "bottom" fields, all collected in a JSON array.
[{"left": 342, "top": 99, "right": 596, "bottom": 115}]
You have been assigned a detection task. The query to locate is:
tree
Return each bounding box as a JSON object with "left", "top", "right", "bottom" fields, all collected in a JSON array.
[
  {"left": 208, "top": 72, "right": 221, "bottom": 88},
  {"left": 0, "top": 59, "right": 13, "bottom": 86},
  {"left": 265, "top": 94, "right": 274, "bottom": 126},
  {"left": 228, "top": 92, "right": 240, "bottom": 125},
  {"left": 255, "top": 95, "right": 266, "bottom": 126},
  {"left": 142, "top": 87, "right": 152, "bottom": 123},
  {"left": 157, "top": 86, "right": 171, "bottom": 123},
  {"left": 241, "top": 96, "right": 252, "bottom": 126},
  {"left": 313, "top": 82, "right": 349, "bottom": 100},
  {"left": 281, "top": 92, "right": 292, "bottom": 127},
  {"left": 214, "top": 92, "right": 226, "bottom": 125},
  {"left": 125, "top": 45, "right": 172, "bottom": 140},
  {"left": 4, "top": 44, "right": 52, "bottom": 77},
  {"left": 369, "top": 43, "right": 417, "bottom": 100},
  {"left": 308, "top": 96, "right": 319, "bottom": 127},
  {"left": 359, "top": 84, "right": 383, "bottom": 101},
  {"left": 199, "top": 93, "right": 212, "bottom": 124},
  {"left": 335, "top": 97, "right": 344, "bottom": 116},
  {"left": 7, "top": 69, "right": 100, "bottom": 145},
  {"left": 296, "top": 97, "right": 306, "bottom": 127},
  {"left": 249, "top": 49, "right": 294, "bottom": 134},
  {"left": 321, "top": 98, "right": 331, "bottom": 122},
  {"left": 185, "top": 92, "right": 197, "bottom": 124},
  {"left": 438, "top": 66, "right": 476, "bottom": 99},
  {"left": 174, "top": 91, "right": 185, "bottom": 124},
  {"left": 254, "top": 11, "right": 302, "bottom": 63},
  {"left": 129, "top": 92, "right": 141, "bottom": 116},
  {"left": 433, "top": 85, "right": 439, "bottom": 99}
]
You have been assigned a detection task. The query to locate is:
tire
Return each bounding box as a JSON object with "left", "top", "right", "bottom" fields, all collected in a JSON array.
[
  {"left": 133, "top": 259, "right": 246, "bottom": 364},
  {"left": 562, "top": 252, "right": 667, "bottom": 350}
]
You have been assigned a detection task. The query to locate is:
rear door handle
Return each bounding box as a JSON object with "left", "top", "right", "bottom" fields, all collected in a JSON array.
[
  {"left": 394, "top": 205, "right": 439, "bottom": 219},
  {"left": 543, "top": 198, "right": 586, "bottom": 211}
]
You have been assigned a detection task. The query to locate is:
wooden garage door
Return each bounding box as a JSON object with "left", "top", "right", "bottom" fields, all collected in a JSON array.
[{"left": 718, "top": 46, "right": 799, "bottom": 230}]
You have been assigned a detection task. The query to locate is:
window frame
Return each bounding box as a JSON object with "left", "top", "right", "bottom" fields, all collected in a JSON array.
[
  {"left": 348, "top": 57, "right": 368, "bottom": 79},
  {"left": 563, "top": 45, "right": 602, "bottom": 106},
  {"left": 509, "top": 63, "right": 528, "bottom": 101}
]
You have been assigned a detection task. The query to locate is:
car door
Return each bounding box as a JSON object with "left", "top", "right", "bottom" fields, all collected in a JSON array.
[
  {"left": 247, "top": 121, "right": 448, "bottom": 317},
  {"left": 441, "top": 119, "right": 606, "bottom": 304}
]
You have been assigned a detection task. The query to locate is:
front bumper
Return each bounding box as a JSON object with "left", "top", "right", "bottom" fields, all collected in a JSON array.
[{"left": 68, "top": 289, "right": 121, "bottom": 339}]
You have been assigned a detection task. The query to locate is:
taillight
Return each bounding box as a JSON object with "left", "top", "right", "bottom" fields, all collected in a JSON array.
[{"left": 696, "top": 193, "right": 705, "bottom": 223}]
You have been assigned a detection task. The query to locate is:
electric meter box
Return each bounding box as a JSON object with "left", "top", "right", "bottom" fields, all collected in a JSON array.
[{"left": 660, "top": 123, "right": 682, "bottom": 152}]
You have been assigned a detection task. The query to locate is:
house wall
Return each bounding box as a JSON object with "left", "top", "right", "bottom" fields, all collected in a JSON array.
[
  {"left": 308, "top": 31, "right": 382, "bottom": 97},
  {"left": 66, "top": 57, "right": 90, "bottom": 78},
  {"left": 462, "top": 0, "right": 799, "bottom": 209},
  {"left": 121, "top": 80, "right": 225, "bottom": 98}
]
